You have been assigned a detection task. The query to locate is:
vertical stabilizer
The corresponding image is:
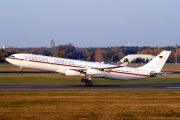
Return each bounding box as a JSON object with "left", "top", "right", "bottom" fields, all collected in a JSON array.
[{"left": 139, "top": 51, "right": 171, "bottom": 72}]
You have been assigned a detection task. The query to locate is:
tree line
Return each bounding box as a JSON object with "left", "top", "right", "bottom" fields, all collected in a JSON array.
[{"left": 0, "top": 43, "right": 179, "bottom": 63}]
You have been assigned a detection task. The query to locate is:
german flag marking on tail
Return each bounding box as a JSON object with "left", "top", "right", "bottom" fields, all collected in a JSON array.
[{"left": 159, "top": 56, "right": 163, "bottom": 59}]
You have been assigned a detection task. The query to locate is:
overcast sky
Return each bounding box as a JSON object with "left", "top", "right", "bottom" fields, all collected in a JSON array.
[{"left": 0, "top": 0, "right": 180, "bottom": 48}]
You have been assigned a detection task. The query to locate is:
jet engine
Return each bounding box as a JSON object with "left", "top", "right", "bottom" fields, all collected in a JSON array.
[
  {"left": 150, "top": 71, "right": 157, "bottom": 77},
  {"left": 86, "top": 69, "right": 102, "bottom": 75},
  {"left": 65, "top": 70, "right": 81, "bottom": 76},
  {"left": 56, "top": 69, "right": 81, "bottom": 76}
]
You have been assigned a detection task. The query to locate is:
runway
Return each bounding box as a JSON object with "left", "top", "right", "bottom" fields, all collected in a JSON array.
[{"left": 0, "top": 84, "right": 180, "bottom": 90}]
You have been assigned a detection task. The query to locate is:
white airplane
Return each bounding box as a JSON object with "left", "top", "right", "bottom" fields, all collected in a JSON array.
[{"left": 6, "top": 50, "right": 171, "bottom": 86}]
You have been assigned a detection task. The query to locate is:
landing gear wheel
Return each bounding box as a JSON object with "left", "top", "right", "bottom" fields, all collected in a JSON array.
[
  {"left": 85, "top": 80, "right": 93, "bottom": 86},
  {"left": 81, "top": 78, "right": 86, "bottom": 82},
  {"left": 85, "top": 82, "right": 89, "bottom": 86},
  {"left": 89, "top": 82, "right": 93, "bottom": 86}
]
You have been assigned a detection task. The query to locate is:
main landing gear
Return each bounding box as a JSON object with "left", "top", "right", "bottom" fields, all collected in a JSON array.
[{"left": 81, "top": 75, "right": 93, "bottom": 86}]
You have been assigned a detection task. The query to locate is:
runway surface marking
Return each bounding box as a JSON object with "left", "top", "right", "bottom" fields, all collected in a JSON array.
[
  {"left": 0, "top": 84, "right": 180, "bottom": 90},
  {"left": 166, "top": 87, "right": 180, "bottom": 89}
]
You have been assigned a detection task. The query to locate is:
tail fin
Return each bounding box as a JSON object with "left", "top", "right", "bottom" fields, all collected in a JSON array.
[{"left": 139, "top": 50, "right": 171, "bottom": 72}]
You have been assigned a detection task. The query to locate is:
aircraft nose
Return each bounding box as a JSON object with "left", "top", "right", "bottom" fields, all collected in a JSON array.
[{"left": 5, "top": 58, "right": 10, "bottom": 63}]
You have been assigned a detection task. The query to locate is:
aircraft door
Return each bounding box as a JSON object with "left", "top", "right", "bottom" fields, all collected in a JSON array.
[
  {"left": 135, "top": 70, "right": 139, "bottom": 75},
  {"left": 50, "top": 59, "right": 55, "bottom": 64},
  {"left": 20, "top": 55, "right": 24, "bottom": 60}
]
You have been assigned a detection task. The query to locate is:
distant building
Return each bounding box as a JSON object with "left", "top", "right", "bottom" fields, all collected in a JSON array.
[
  {"left": 120, "top": 54, "right": 155, "bottom": 63},
  {"left": 3, "top": 45, "right": 6, "bottom": 49},
  {"left": 50, "top": 39, "right": 55, "bottom": 47},
  {"left": 1, "top": 45, "right": 15, "bottom": 49},
  {"left": 128, "top": 42, "right": 130, "bottom": 46}
]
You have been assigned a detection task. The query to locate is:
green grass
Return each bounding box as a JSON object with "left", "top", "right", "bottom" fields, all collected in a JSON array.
[
  {"left": 0, "top": 63, "right": 43, "bottom": 71},
  {"left": 0, "top": 63, "right": 20, "bottom": 71},
  {"left": 0, "top": 91, "right": 180, "bottom": 120},
  {"left": 0, "top": 73, "right": 180, "bottom": 84}
]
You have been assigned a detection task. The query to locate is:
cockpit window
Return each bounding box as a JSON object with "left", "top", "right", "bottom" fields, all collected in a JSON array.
[{"left": 10, "top": 55, "right": 15, "bottom": 58}]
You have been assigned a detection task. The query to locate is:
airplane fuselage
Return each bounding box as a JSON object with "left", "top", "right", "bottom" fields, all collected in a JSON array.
[
  {"left": 6, "top": 53, "right": 154, "bottom": 80},
  {"left": 105, "top": 67, "right": 153, "bottom": 80}
]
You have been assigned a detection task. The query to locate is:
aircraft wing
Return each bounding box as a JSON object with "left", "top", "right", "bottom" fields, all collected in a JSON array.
[
  {"left": 58, "top": 62, "right": 128, "bottom": 72},
  {"left": 78, "top": 62, "right": 128, "bottom": 70},
  {"left": 96, "top": 62, "right": 128, "bottom": 69}
]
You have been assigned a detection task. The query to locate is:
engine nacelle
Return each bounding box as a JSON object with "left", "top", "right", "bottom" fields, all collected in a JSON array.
[
  {"left": 150, "top": 71, "right": 157, "bottom": 77},
  {"left": 65, "top": 70, "right": 81, "bottom": 76},
  {"left": 56, "top": 69, "right": 80, "bottom": 76},
  {"left": 86, "top": 69, "right": 102, "bottom": 75}
]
